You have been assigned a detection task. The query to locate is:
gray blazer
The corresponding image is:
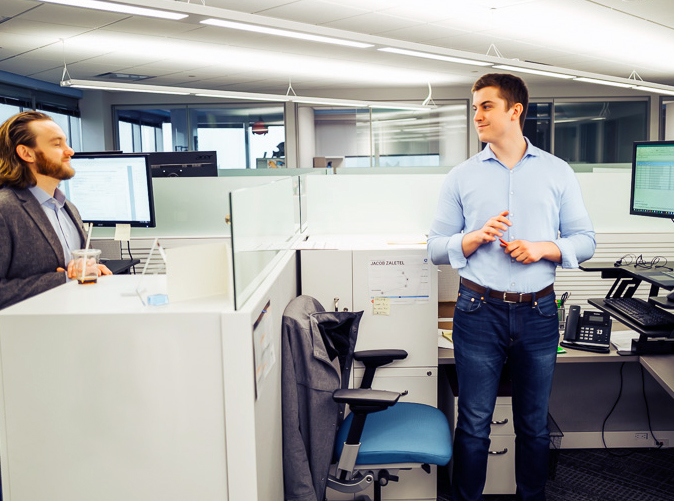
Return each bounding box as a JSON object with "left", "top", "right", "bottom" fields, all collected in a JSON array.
[
  {"left": 281, "top": 295, "right": 362, "bottom": 501},
  {"left": 0, "top": 186, "right": 85, "bottom": 309}
]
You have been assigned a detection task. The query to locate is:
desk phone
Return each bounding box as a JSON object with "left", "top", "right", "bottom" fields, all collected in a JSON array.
[{"left": 560, "top": 305, "right": 612, "bottom": 353}]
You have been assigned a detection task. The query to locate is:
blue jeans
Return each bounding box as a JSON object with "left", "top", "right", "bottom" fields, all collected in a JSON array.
[{"left": 451, "top": 283, "right": 559, "bottom": 501}]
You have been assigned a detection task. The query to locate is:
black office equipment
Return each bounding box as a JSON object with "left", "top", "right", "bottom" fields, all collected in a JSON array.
[
  {"left": 630, "top": 140, "right": 674, "bottom": 219},
  {"left": 603, "top": 297, "right": 674, "bottom": 328},
  {"left": 148, "top": 151, "right": 218, "bottom": 177},
  {"left": 61, "top": 153, "right": 156, "bottom": 228},
  {"left": 560, "top": 305, "right": 611, "bottom": 353},
  {"left": 100, "top": 258, "right": 140, "bottom": 275}
]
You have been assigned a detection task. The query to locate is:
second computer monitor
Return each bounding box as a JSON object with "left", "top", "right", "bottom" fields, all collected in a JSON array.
[
  {"left": 148, "top": 151, "right": 218, "bottom": 177},
  {"left": 630, "top": 140, "right": 674, "bottom": 219}
]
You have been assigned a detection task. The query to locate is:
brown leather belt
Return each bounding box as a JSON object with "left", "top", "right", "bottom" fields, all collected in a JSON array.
[{"left": 460, "top": 278, "right": 554, "bottom": 304}]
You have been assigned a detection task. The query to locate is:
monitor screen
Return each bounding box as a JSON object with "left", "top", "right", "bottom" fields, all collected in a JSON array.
[
  {"left": 60, "top": 154, "right": 156, "bottom": 228},
  {"left": 148, "top": 151, "right": 218, "bottom": 177},
  {"left": 630, "top": 140, "right": 674, "bottom": 219}
]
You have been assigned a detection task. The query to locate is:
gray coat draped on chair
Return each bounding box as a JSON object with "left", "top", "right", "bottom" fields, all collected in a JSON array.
[{"left": 281, "top": 295, "right": 362, "bottom": 501}]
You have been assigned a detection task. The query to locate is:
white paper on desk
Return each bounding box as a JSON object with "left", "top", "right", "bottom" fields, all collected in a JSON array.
[
  {"left": 611, "top": 330, "right": 639, "bottom": 351},
  {"left": 166, "top": 242, "right": 232, "bottom": 302},
  {"left": 438, "top": 329, "right": 453, "bottom": 349}
]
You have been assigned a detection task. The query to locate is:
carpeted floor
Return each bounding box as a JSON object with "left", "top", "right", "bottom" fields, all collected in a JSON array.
[{"left": 439, "top": 448, "right": 674, "bottom": 501}]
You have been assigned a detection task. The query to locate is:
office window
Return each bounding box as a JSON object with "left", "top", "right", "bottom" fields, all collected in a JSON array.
[
  {"left": 116, "top": 108, "right": 174, "bottom": 153},
  {"left": 114, "top": 104, "right": 285, "bottom": 169},
  {"left": 0, "top": 102, "right": 21, "bottom": 124},
  {"left": 554, "top": 100, "right": 647, "bottom": 163},
  {"left": 0, "top": 94, "right": 82, "bottom": 151},
  {"left": 303, "top": 101, "right": 468, "bottom": 168},
  {"left": 524, "top": 103, "right": 552, "bottom": 153},
  {"left": 662, "top": 98, "right": 674, "bottom": 140}
]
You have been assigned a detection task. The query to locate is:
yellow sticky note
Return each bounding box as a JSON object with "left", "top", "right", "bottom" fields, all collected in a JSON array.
[{"left": 373, "top": 297, "right": 390, "bottom": 316}]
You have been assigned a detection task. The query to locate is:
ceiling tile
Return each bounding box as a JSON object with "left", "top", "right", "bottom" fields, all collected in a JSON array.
[
  {"left": 0, "top": 0, "right": 42, "bottom": 19},
  {"left": 17, "top": 3, "right": 128, "bottom": 27},
  {"left": 253, "top": 0, "right": 370, "bottom": 25},
  {"left": 321, "top": 12, "right": 422, "bottom": 34}
]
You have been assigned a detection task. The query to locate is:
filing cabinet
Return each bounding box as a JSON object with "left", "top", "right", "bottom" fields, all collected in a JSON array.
[{"left": 301, "top": 246, "right": 440, "bottom": 500}]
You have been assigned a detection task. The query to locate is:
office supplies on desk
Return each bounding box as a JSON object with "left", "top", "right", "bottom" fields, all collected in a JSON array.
[
  {"left": 560, "top": 305, "right": 611, "bottom": 353},
  {"left": 603, "top": 297, "right": 674, "bottom": 328}
]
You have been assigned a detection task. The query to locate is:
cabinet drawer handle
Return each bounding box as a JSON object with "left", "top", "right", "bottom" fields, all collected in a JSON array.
[
  {"left": 488, "top": 448, "right": 508, "bottom": 455},
  {"left": 491, "top": 418, "right": 509, "bottom": 425}
]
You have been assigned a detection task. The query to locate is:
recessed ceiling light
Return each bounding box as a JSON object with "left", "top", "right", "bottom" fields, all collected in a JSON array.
[
  {"left": 35, "top": 0, "right": 188, "bottom": 20},
  {"left": 574, "top": 77, "right": 635, "bottom": 88},
  {"left": 200, "top": 19, "right": 373, "bottom": 49},
  {"left": 378, "top": 47, "right": 492, "bottom": 67},
  {"left": 492, "top": 64, "right": 574, "bottom": 79}
]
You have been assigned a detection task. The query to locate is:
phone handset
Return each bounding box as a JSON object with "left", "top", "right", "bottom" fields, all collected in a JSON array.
[{"left": 564, "top": 304, "right": 581, "bottom": 341}]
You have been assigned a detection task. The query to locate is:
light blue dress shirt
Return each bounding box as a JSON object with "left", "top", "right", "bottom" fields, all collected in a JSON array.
[
  {"left": 427, "top": 138, "right": 596, "bottom": 293},
  {"left": 28, "top": 185, "right": 82, "bottom": 265}
]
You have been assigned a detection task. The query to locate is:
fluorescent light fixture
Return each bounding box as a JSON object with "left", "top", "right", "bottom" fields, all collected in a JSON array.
[
  {"left": 201, "top": 19, "right": 373, "bottom": 49},
  {"left": 378, "top": 47, "right": 492, "bottom": 67},
  {"left": 62, "top": 80, "right": 190, "bottom": 95},
  {"left": 370, "top": 103, "right": 435, "bottom": 111},
  {"left": 61, "top": 79, "right": 434, "bottom": 109},
  {"left": 492, "top": 64, "right": 574, "bottom": 79},
  {"left": 195, "top": 93, "right": 290, "bottom": 102},
  {"left": 574, "top": 77, "right": 635, "bottom": 89},
  {"left": 290, "top": 97, "right": 369, "bottom": 107},
  {"left": 633, "top": 86, "right": 674, "bottom": 96},
  {"left": 37, "top": 0, "right": 188, "bottom": 20}
]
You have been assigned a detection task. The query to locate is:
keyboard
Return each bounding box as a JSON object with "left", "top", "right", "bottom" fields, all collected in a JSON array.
[{"left": 603, "top": 297, "right": 674, "bottom": 328}]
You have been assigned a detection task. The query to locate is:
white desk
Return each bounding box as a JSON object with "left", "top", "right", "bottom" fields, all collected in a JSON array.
[{"left": 0, "top": 276, "right": 237, "bottom": 501}]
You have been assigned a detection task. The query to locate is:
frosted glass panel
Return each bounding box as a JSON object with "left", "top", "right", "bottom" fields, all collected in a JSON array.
[{"left": 230, "top": 178, "right": 299, "bottom": 309}]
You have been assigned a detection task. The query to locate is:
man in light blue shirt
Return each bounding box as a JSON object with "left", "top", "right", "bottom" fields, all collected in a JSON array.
[{"left": 428, "top": 74, "right": 595, "bottom": 501}]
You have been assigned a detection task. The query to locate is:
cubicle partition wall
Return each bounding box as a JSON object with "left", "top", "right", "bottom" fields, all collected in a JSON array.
[
  {"left": 229, "top": 177, "right": 300, "bottom": 310},
  {"left": 90, "top": 175, "right": 290, "bottom": 275},
  {"left": 0, "top": 176, "right": 303, "bottom": 500}
]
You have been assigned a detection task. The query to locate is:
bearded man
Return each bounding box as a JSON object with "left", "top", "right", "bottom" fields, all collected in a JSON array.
[{"left": 0, "top": 111, "right": 110, "bottom": 309}]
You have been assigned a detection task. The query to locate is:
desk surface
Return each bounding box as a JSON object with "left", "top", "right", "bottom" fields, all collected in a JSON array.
[
  {"left": 640, "top": 355, "right": 674, "bottom": 400},
  {"left": 438, "top": 345, "right": 638, "bottom": 365}
]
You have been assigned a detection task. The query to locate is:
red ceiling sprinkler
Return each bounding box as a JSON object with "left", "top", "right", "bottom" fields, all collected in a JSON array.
[{"left": 251, "top": 117, "right": 268, "bottom": 135}]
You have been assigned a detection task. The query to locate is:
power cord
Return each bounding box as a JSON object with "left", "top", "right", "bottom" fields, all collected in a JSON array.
[
  {"left": 615, "top": 253, "right": 673, "bottom": 271},
  {"left": 602, "top": 362, "right": 664, "bottom": 454},
  {"left": 640, "top": 365, "right": 664, "bottom": 449},
  {"left": 601, "top": 363, "right": 632, "bottom": 456}
]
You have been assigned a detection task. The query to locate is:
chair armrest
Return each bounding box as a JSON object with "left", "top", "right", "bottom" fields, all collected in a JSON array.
[
  {"left": 354, "top": 349, "right": 408, "bottom": 367},
  {"left": 354, "top": 349, "right": 408, "bottom": 389},
  {"left": 332, "top": 388, "right": 400, "bottom": 413},
  {"left": 332, "top": 388, "right": 401, "bottom": 450}
]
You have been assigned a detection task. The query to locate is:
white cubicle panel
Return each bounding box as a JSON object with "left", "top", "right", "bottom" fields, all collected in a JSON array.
[
  {"left": 90, "top": 175, "right": 289, "bottom": 239},
  {"left": 0, "top": 251, "right": 298, "bottom": 501},
  {"left": 576, "top": 172, "right": 674, "bottom": 234},
  {"left": 305, "top": 174, "right": 446, "bottom": 235}
]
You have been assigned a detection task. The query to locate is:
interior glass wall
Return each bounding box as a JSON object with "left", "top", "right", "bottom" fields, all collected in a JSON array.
[
  {"left": 114, "top": 104, "right": 286, "bottom": 169},
  {"left": 300, "top": 101, "right": 468, "bottom": 168},
  {"left": 662, "top": 98, "right": 674, "bottom": 140},
  {"left": 554, "top": 100, "right": 648, "bottom": 163}
]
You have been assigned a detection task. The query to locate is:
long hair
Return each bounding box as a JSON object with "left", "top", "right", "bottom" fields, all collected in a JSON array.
[
  {"left": 472, "top": 73, "right": 529, "bottom": 130},
  {"left": 0, "top": 111, "right": 53, "bottom": 189}
]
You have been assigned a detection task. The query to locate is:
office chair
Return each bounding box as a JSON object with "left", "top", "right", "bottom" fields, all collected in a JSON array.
[{"left": 327, "top": 349, "right": 452, "bottom": 501}]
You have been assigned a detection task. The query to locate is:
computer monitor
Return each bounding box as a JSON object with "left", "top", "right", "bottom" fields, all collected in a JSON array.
[
  {"left": 60, "top": 153, "right": 156, "bottom": 228},
  {"left": 630, "top": 140, "right": 674, "bottom": 219},
  {"left": 147, "top": 151, "right": 218, "bottom": 177}
]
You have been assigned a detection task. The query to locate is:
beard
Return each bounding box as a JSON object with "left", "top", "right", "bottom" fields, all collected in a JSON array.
[{"left": 34, "top": 150, "right": 75, "bottom": 181}]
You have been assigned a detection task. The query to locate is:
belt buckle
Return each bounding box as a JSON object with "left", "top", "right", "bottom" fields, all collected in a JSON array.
[{"left": 502, "top": 292, "right": 521, "bottom": 303}]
